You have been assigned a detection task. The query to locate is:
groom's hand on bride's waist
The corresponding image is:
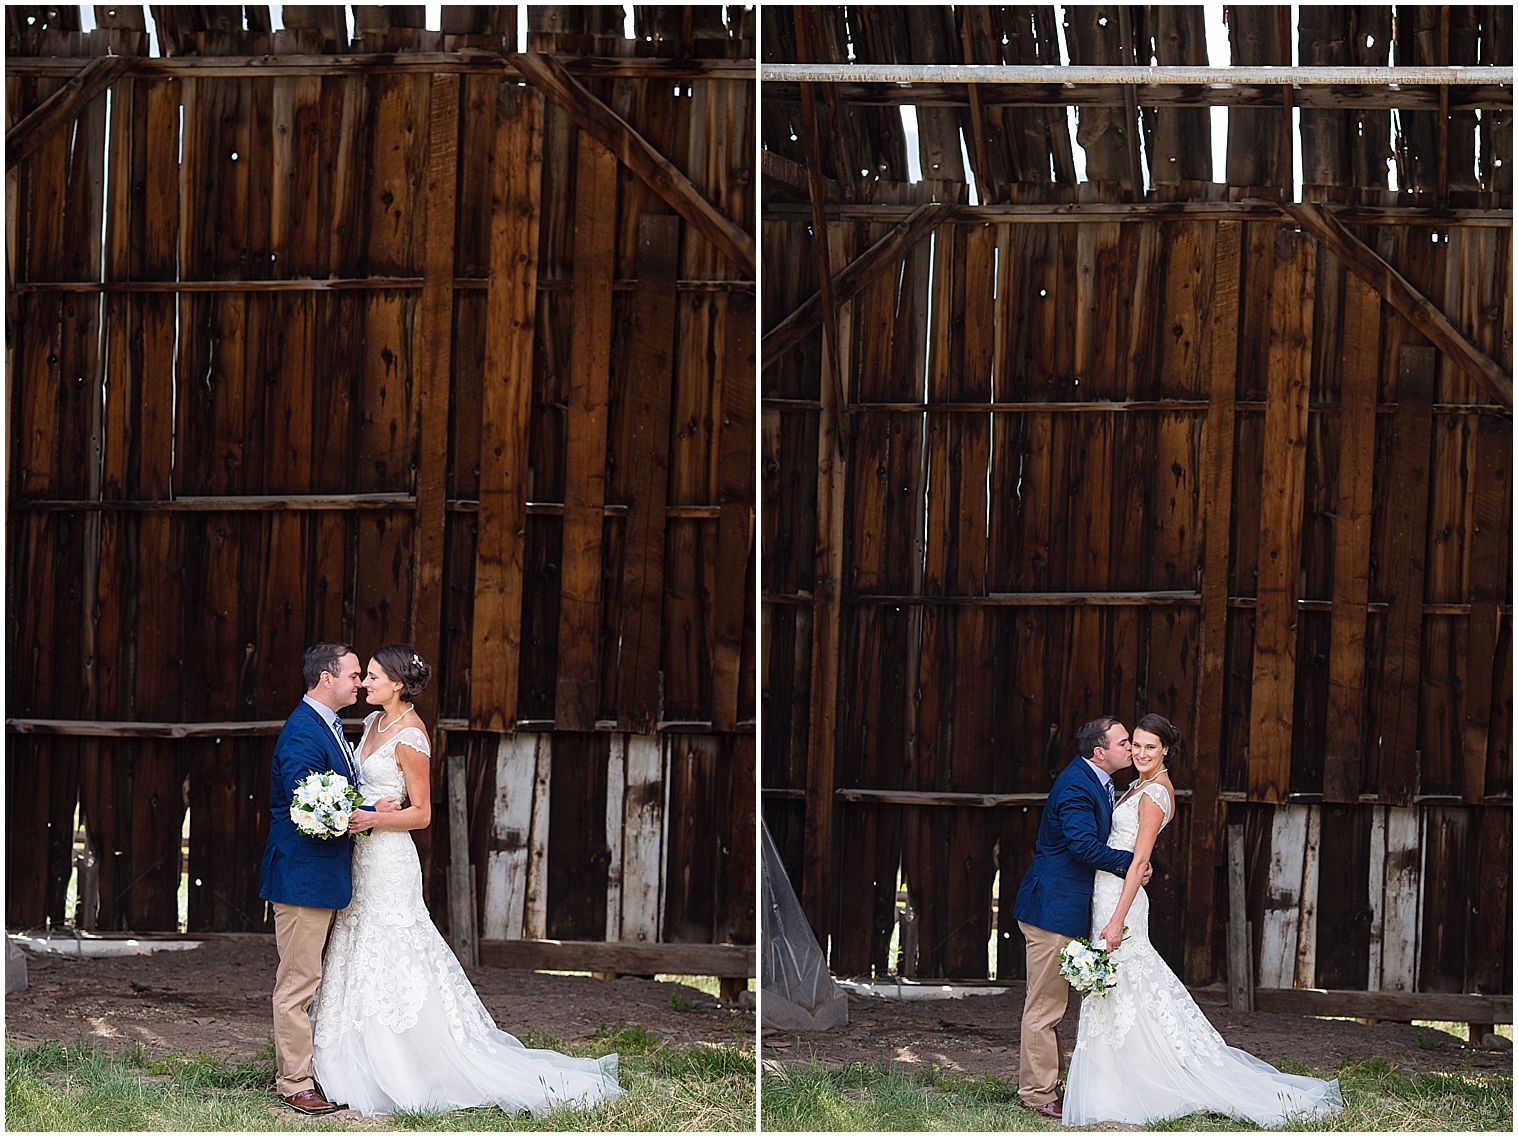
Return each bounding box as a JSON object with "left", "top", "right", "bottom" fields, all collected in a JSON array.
[{"left": 372, "top": 797, "right": 401, "bottom": 812}]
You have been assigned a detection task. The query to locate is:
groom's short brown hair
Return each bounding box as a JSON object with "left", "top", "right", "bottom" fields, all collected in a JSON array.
[
  {"left": 1074, "top": 715, "right": 1121, "bottom": 760},
  {"left": 303, "top": 642, "right": 358, "bottom": 690}
]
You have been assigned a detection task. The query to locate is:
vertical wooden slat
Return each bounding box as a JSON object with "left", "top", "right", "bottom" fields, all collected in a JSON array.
[
  {"left": 603, "top": 734, "right": 625, "bottom": 940},
  {"left": 1184, "top": 219, "right": 1239, "bottom": 983},
  {"left": 801, "top": 220, "right": 849, "bottom": 946},
  {"left": 470, "top": 87, "right": 543, "bottom": 731},
  {"left": 523, "top": 732, "right": 553, "bottom": 940},
  {"left": 1378, "top": 805, "right": 1422, "bottom": 992},
  {"left": 710, "top": 292, "right": 755, "bottom": 732},
  {"left": 411, "top": 72, "right": 459, "bottom": 725},
  {"left": 554, "top": 134, "right": 618, "bottom": 730},
  {"left": 617, "top": 214, "right": 680, "bottom": 730},
  {"left": 1257, "top": 804, "right": 1307, "bottom": 987},
  {"left": 1462, "top": 413, "right": 1509, "bottom": 802},
  {"left": 620, "top": 734, "right": 665, "bottom": 942},
  {"left": 481, "top": 733, "right": 536, "bottom": 939},
  {"left": 1373, "top": 345, "right": 1437, "bottom": 805},
  {"left": 1247, "top": 230, "right": 1316, "bottom": 802},
  {"left": 1323, "top": 274, "right": 1380, "bottom": 802}
]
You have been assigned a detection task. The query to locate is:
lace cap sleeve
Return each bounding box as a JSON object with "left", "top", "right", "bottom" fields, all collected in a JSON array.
[
  {"left": 392, "top": 726, "right": 432, "bottom": 757},
  {"left": 1139, "top": 782, "right": 1173, "bottom": 824}
]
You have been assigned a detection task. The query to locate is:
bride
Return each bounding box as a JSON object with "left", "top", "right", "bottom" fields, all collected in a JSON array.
[
  {"left": 1063, "top": 713, "right": 1342, "bottom": 1128},
  {"left": 311, "top": 643, "right": 623, "bottom": 1117}
]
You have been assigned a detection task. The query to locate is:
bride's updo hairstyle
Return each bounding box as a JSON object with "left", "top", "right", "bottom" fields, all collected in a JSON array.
[
  {"left": 373, "top": 643, "right": 433, "bottom": 700},
  {"left": 1134, "top": 712, "right": 1180, "bottom": 758}
]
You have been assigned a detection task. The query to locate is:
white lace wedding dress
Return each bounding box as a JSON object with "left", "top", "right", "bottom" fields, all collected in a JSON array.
[
  {"left": 312, "top": 713, "right": 622, "bottom": 1116},
  {"left": 1063, "top": 782, "right": 1342, "bottom": 1128}
]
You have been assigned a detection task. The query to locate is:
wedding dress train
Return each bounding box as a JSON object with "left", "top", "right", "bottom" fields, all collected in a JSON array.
[
  {"left": 312, "top": 713, "right": 622, "bottom": 1116},
  {"left": 1063, "top": 782, "right": 1342, "bottom": 1128}
]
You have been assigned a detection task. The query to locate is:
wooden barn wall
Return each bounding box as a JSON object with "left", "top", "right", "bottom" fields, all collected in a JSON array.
[
  {"left": 760, "top": 5, "right": 1511, "bottom": 995},
  {"left": 5, "top": 4, "right": 755, "bottom": 955}
]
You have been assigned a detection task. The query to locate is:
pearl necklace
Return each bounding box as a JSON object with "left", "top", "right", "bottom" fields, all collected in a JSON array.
[{"left": 377, "top": 704, "right": 414, "bottom": 734}]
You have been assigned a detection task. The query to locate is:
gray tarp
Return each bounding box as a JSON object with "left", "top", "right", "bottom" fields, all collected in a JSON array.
[{"left": 761, "top": 822, "right": 847, "bottom": 1031}]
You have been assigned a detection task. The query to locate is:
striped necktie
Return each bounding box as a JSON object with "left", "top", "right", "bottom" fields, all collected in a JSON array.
[
  {"left": 329, "top": 717, "right": 356, "bottom": 778},
  {"left": 1106, "top": 779, "right": 1116, "bottom": 810}
]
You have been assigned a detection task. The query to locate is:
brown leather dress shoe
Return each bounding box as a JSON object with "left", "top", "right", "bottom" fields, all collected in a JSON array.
[
  {"left": 282, "top": 1088, "right": 342, "bottom": 1115},
  {"left": 1022, "top": 1098, "right": 1063, "bottom": 1119}
]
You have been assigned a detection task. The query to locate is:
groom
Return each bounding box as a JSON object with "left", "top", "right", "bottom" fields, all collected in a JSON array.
[
  {"left": 1011, "top": 715, "right": 1141, "bottom": 1118},
  {"left": 258, "top": 643, "right": 388, "bottom": 1115}
]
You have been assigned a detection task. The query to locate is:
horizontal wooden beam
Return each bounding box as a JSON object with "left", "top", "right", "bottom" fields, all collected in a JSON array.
[
  {"left": 1286, "top": 203, "right": 1513, "bottom": 409},
  {"left": 6, "top": 54, "right": 130, "bottom": 172},
  {"left": 4, "top": 51, "right": 755, "bottom": 81},
  {"left": 12, "top": 276, "right": 755, "bottom": 294},
  {"left": 763, "top": 200, "right": 1514, "bottom": 227},
  {"left": 763, "top": 63, "right": 1513, "bottom": 86},
  {"left": 761, "top": 591, "right": 1507, "bottom": 617},
  {"left": 762, "top": 397, "right": 1507, "bottom": 416},
  {"left": 1252, "top": 987, "right": 1512, "bottom": 1024},
  {"left": 761, "top": 81, "right": 1513, "bottom": 112},
  {"left": 477, "top": 938, "right": 755, "bottom": 978},
  {"left": 11, "top": 498, "right": 728, "bottom": 519},
  {"left": 765, "top": 590, "right": 1202, "bottom": 607},
  {"left": 762, "top": 202, "right": 961, "bottom": 369},
  {"left": 512, "top": 51, "right": 755, "bottom": 277},
  {"left": 761, "top": 148, "right": 839, "bottom": 201}
]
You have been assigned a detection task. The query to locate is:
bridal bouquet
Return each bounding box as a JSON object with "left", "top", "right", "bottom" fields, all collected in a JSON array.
[
  {"left": 290, "top": 770, "right": 364, "bottom": 839},
  {"left": 1059, "top": 932, "right": 1124, "bottom": 997}
]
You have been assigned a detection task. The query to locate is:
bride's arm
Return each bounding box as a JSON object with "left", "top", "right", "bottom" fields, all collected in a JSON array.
[
  {"left": 1096, "top": 795, "right": 1164, "bottom": 951},
  {"left": 348, "top": 744, "right": 432, "bottom": 832}
]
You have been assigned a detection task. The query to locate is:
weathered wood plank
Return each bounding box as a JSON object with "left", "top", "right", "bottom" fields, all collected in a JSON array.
[
  {"left": 1373, "top": 346, "right": 1437, "bottom": 805},
  {"left": 445, "top": 750, "right": 477, "bottom": 967},
  {"left": 470, "top": 86, "right": 543, "bottom": 731},
  {"left": 481, "top": 733, "right": 536, "bottom": 939},
  {"left": 616, "top": 214, "right": 679, "bottom": 729},
  {"left": 553, "top": 133, "right": 617, "bottom": 731},
  {"left": 411, "top": 72, "right": 459, "bottom": 728},
  {"left": 602, "top": 735, "right": 625, "bottom": 940},
  {"left": 1377, "top": 806, "right": 1422, "bottom": 991},
  {"left": 1253, "top": 987, "right": 1511, "bottom": 1023},
  {"left": 620, "top": 734, "right": 665, "bottom": 942},
  {"left": 1258, "top": 804, "right": 1309, "bottom": 988},
  {"left": 1323, "top": 274, "right": 1380, "bottom": 802},
  {"left": 1247, "top": 230, "right": 1315, "bottom": 802},
  {"left": 710, "top": 292, "right": 755, "bottom": 731},
  {"left": 523, "top": 733, "right": 553, "bottom": 940},
  {"left": 1463, "top": 412, "right": 1509, "bottom": 803}
]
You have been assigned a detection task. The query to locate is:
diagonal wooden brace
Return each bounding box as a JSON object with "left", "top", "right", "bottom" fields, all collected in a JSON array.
[
  {"left": 1286, "top": 202, "right": 1512, "bottom": 410},
  {"left": 761, "top": 202, "right": 961, "bottom": 371},
  {"left": 511, "top": 50, "right": 755, "bottom": 277},
  {"left": 6, "top": 55, "right": 131, "bottom": 172}
]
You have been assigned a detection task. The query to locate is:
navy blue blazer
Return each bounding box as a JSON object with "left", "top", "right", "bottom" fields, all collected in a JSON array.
[
  {"left": 1012, "top": 757, "right": 1135, "bottom": 938},
  {"left": 258, "top": 701, "right": 359, "bottom": 910}
]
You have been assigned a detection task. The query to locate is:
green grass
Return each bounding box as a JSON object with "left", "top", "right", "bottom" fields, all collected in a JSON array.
[
  {"left": 5, "top": 1028, "right": 755, "bottom": 1132},
  {"left": 760, "top": 1055, "right": 1513, "bottom": 1132}
]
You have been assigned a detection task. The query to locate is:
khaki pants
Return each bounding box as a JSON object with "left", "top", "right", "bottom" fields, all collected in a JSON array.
[
  {"left": 271, "top": 903, "right": 336, "bottom": 1097},
  {"left": 1018, "top": 920, "right": 1071, "bottom": 1106}
]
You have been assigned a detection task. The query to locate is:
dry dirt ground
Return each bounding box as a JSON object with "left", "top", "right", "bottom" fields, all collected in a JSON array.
[
  {"left": 5, "top": 936, "right": 753, "bottom": 1060},
  {"left": 761, "top": 986, "right": 1513, "bottom": 1079}
]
